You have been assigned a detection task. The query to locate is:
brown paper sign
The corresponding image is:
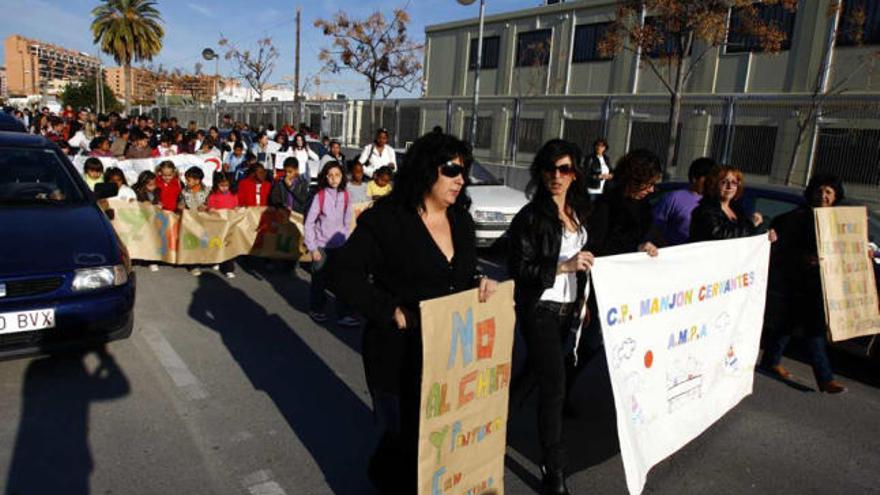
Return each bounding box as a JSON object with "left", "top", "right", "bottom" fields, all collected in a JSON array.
[
  {"left": 814, "top": 207, "right": 880, "bottom": 341},
  {"left": 417, "top": 281, "right": 515, "bottom": 495}
]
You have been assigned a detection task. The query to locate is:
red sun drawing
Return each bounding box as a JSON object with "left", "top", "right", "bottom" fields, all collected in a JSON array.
[{"left": 644, "top": 350, "right": 654, "bottom": 368}]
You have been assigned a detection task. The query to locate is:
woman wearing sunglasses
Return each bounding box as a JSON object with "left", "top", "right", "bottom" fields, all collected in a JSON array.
[
  {"left": 331, "top": 131, "right": 498, "bottom": 493},
  {"left": 689, "top": 165, "right": 776, "bottom": 243},
  {"left": 507, "top": 139, "right": 593, "bottom": 495}
]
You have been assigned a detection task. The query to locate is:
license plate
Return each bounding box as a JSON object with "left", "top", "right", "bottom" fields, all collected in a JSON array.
[{"left": 0, "top": 309, "right": 55, "bottom": 334}]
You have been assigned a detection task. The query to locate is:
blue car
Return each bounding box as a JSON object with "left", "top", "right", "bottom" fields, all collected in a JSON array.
[{"left": 0, "top": 131, "right": 135, "bottom": 358}]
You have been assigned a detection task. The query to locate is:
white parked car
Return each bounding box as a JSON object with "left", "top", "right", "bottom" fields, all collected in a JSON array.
[{"left": 467, "top": 162, "right": 528, "bottom": 248}]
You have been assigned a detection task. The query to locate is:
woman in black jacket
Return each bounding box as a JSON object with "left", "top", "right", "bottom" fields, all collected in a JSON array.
[
  {"left": 331, "top": 132, "right": 497, "bottom": 493},
  {"left": 588, "top": 149, "right": 662, "bottom": 257},
  {"left": 585, "top": 137, "right": 612, "bottom": 196},
  {"left": 508, "top": 139, "right": 593, "bottom": 495},
  {"left": 689, "top": 166, "right": 775, "bottom": 242}
]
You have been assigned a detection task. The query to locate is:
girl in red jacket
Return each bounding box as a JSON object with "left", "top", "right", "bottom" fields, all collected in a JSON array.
[
  {"left": 236, "top": 163, "right": 272, "bottom": 207},
  {"left": 206, "top": 172, "right": 239, "bottom": 278},
  {"left": 155, "top": 161, "right": 183, "bottom": 211}
]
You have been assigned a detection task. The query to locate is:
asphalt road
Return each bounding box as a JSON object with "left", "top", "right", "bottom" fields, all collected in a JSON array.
[{"left": 0, "top": 259, "right": 877, "bottom": 495}]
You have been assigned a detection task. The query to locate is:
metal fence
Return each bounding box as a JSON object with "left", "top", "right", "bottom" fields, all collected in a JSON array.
[{"left": 144, "top": 94, "right": 880, "bottom": 202}]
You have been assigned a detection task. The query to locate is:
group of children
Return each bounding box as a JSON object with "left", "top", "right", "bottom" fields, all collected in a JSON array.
[{"left": 81, "top": 154, "right": 393, "bottom": 323}]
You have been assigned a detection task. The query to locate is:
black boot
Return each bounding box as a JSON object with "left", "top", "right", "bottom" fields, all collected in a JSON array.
[{"left": 540, "top": 464, "right": 570, "bottom": 495}]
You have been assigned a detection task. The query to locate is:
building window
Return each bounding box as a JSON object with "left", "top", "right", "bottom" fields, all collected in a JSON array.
[
  {"left": 726, "top": 3, "right": 796, "bottom": 53},
  {"left": 469, "top": 36, "right": 500, "bottom": 70},
  {"left": 516, "top": 118, "right": 545, "bottom": 153},
  {"left": 814, "top": 128, "right": 880, "bottom": 185},
  {"left": 837, "top": 1, "right": 880, "bottom": 46},
  {"left": 562, "top": 119, "right": 603, "bottom": 155},
  {"left": 710, "top": 125, "right": 777, "bottom": 175},
  {"left": 516, "top": 29, "right": 552, "bottom": 67},
  {"left": 572, "top": 23, "right": 613, "bottom": 63},
  {"left": 463, "top": 116, "right": 493, "bottom": 149},
  {"left": 629, "top": 121, "right": 682, "bottom": 165}
]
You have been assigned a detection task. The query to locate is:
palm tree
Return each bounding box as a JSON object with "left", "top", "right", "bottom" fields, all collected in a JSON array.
[{"left": 91, "top": 0, "right": 164, "bottom": 114}]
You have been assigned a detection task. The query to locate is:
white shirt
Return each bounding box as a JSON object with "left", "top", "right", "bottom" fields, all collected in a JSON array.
[
  {"left": 358, "top": 144, "right": 397, "bottom": 177},
  {"left": 540, "top": 226, "right": 588, "bottom": 303},
  {"left": 588, "top": 155, "right": 610, "bottom": 195},
  {"left": 291, "top": 147, "right": 320, "bottom": 180},
  {"left": 115, "top": 185, "right": 137, "bottom": 201}
]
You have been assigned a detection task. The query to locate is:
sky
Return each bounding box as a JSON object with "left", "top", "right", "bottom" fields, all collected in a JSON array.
[{"left": 0, "top": 0, "right": 541, "bottom": 98}]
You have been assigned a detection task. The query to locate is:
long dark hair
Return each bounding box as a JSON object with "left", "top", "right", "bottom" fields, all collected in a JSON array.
[
  {"left": 385, "top": 132, "right": 473, "bottom": 214},
  {"left": 526, "top": 139, "right": 590, "bottom": 227},
  {"left": 317, "top": 161, "right": 347, "bottom": 191}
]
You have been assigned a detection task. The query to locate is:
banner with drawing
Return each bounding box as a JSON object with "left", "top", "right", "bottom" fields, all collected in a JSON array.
[
  {"left": 73, "top": 154, "right": 223, "bottom": 187},
  {"left": 106, "top": 199, "right": 305, "bottom": 264},
  {"left": 814, "top": 207, "right": 880, "bottom": 341},
  {"left": 417, "top": 281, "right": 515, "bottom": 495},
  {"left": 590, "top": 236, "right": 770, "bottom": 495}
]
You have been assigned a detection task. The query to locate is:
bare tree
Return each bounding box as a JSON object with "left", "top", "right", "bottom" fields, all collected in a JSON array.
[
  {"left": 315, "top": 9, "right": 423, "bottom": 136},
  {"left": 219, "top": 36, "right": 279, "bottom": 101},
  {"left": 784, "top": 0, "right": 880, "bottom": 185},
  {"left": 601, "top": 0, "right": 797, "bottom": 174}
]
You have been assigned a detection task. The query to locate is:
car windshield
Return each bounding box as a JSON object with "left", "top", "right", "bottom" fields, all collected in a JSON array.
[
  {"left": 0, "top": 148, "right": 85, "bottom": 204},
  {"left": 469, "top": 161, "right": 503, "bottom": 186}
]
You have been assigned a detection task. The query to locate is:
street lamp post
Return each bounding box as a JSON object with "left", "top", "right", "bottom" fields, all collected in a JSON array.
[
  {"left": 458, "top": 0, "right": 485, "bottom": 147},
  {"left": 202, "top": 48, "right": 220, "bottom": 127}
]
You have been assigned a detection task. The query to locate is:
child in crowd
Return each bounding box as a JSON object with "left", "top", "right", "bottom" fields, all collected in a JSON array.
[
  {"left": 206, "top": 172, "right": 238, "bottom": 278},
  {"left": 88, "top": 136, "right": 114, "bottom": 157},
  {"left": 234, "top": 151, "right": 257, "bottom": 183},
  {"left": 304, "top": 161, "right": 357, "bottom": 326},
  {"left": 269, "top": 157, "right": 309, "bottom": 214},
  {"left": 179, "top": 167, "right": 209, "bottom": 211},
  {"left": 223, "top": 141, "right": 247, "bottom": 173},
  {"left": 103, "top": 167, "right": 137, "bottom": 201},
  {"left": 82, "top": 157, "right": 104, "bottom": 191},
  {"left": 126, "top": 130, "right": 153, "bottom": 159},
  {"left": 132, "top": 170, "right": 161, "bottom": 272},
  {"left": 155, "top": 133, "right": 178, "bottom": 157},
  {"left": 155, "top": 161, "right": 183, "bottom": 211},
  {"left": 197, "top": 138, "right": 219, "bottom": 156},
  {"left": 367, "top": 166, "right": 393, "bottom": 200},
  {"left": 236, "top": 163, "right": 272, "bottom": 207},
  {"left": 346, "top": 162, "right": 369, "bottom": 204}
]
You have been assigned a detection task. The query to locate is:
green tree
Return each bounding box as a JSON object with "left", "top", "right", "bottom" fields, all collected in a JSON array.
[
  {"left": 91, "top": 0, "right": 164, "bottom": 114},
  {"left": 60, "top": 74, "right": 122, "bottom": 113}
]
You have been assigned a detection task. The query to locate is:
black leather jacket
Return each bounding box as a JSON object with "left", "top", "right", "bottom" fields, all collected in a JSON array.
[
  {"left": 508, "top": 201, "right": 589, "bottom": 310},
  {"left": 689, "top": 197, "right": 764, "bottom": 242},
  {"left": 585, "top": 153, "right": 611, "bottom": 190}
]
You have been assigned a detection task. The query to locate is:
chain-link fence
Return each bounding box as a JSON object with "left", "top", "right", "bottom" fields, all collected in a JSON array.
[{"left": 147, "top": 94, "right": 880, "bottom": 202}]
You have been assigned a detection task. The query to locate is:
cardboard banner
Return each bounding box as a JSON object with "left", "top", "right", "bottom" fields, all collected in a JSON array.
[
  {"left": 591, "top": 236, "right": 770, "bottom": 495},
  {"left": 814, "top": 207, "right": 880, "bottom": 341},
  {"left": 106, "top": 199, "right": 306, "bottom": 264},
  {"left": 110, "top": 199, "right": 180, "bottom": 263},
  {"left": 417, "top": 281, "right": 515, "bottom": 495},
  {"left": 73, "top": 154, "right": 223, "bottom": 187}
]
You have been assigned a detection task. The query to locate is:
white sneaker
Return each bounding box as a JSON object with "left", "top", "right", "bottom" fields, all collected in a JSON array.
[
  {"left": 212, "top": 264, "right": 220, "bottom": 271},
  {"left": 225, "top": 272, "right": 236, "bottom": 279},
  {"left": 190, "top": 268, "right": 202, "bottom": 276},
  {"left": 149, "top": 264, "right": 159, "bottom": 272}
]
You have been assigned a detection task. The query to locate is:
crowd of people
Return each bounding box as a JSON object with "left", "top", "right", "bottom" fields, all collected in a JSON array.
[{"left": 4, "top": 104, "right": 868, "bottom": 495}]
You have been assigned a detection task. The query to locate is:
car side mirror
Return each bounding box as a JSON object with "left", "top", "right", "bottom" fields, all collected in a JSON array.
[{"left": 94, "top": 182, "right": 118, "bottom": 200}]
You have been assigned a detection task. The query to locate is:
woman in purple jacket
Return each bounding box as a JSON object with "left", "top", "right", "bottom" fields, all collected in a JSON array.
[{"left": 304, "top": 161, "right": 357, "bottom": 326}]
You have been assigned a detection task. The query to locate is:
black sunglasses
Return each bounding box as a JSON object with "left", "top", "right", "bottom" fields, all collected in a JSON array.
[
  {"left": 440, "top": 161, "right": 468, "bottom": 178},
  {"left": 543, "top": 164, "right": 576, "bottom": 175}
]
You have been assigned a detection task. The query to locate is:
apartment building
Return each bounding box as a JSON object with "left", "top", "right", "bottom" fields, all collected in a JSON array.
[{"left": 4, "top": 35, "right": 101, "bottom": 97}]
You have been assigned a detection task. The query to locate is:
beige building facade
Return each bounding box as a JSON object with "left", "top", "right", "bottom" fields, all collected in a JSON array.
[
  {"left": 4, "top": 35, "right": 101, "bottom": 97},
  {"left": 421, "top": 0, "right": 880, "bottom": 191}
]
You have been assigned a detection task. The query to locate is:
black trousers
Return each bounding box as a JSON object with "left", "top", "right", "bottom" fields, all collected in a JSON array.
[{"left": 520, "top": 303, "right": 576, "bottom": 471}]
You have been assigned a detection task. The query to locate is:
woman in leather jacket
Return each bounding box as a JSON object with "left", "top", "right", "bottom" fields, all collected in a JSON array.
[
  {"left": 689, "top": 166, "right": 775, "bottom": 242},
  {"left": 507, "top": 139, "right": 593, "bottom": 495},
  {"left": 585, "top": 138, "right": 612, "bottom": 196}
]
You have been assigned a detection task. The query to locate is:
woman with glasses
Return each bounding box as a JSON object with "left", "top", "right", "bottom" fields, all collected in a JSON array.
[
  {"left": 588, "top": 148, "right": 663, "bottom": 257},
  {"left": 507, "top": 139, "right": 593, "bottom": 495},
  {"left": 331, "top": 131, "right": 498, "bottom": 493},
  {"left": 356, "top": 127, "right": 398, "bottom": 178},
  {"left": 689, "top": 165, "right": 776, "bottom": 243}
]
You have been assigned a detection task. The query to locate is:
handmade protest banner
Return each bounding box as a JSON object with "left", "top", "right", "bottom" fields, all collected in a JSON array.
[
  {"left": 591, "top": 236, "right": 770, "bottom": 495},
  {"left": 418, "top": 281, "right": 515, "bottom": 495},
  {"left": 249, "top": 208, "right": 307, "bottom": 260},
  {"left": 814, "top": 207, "right": 880, "bottom": 341},
  {"left": 109, "top": 199, "right": 180, "bottom": 263},
  {"left": 177, "top": 208, "right": 265, "bottom": 264}
]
